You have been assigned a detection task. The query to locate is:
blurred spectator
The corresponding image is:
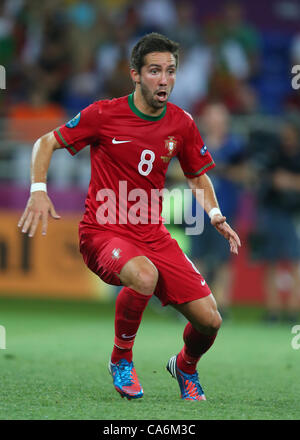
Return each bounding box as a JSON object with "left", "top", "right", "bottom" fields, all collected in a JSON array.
[
  {"left": 168, "top": 0, "right": 200, "bottom": 49},
  {"left": 100, "top": 0, "right": 133, "bottom": 18},
  {"left": 96, "top": 25, "right": 135, "bottom": 98},
  {"left": 285, "top": 84, "right": 300, "bottom": 115},
  {"left": 0, "top": 0, "right": 23, "bottom": 115},
  {"left": 137, "top": 0, "right": 177, "bottom": 34},
  {"left": 62, "top": 51, "right": 100, "bottom": 114},
  {"left": 249, "top": 120, "right": 300, "bottom": 323},
  {"left": 66, "top": 0, "right": 97, "bottom": 30},
  {"left": 168, "top": 1, "right": 213, "bottom": 112},
  {"left": 35, "top": 7, "right": 71, "bottom": 103},
  {"left": 197, "top": 0, "right": 261, "bottom": 114},
  {"left": 193, "top": 70, "right": 259, "bottom": 115},
  {"left": 190, "top": 102, "right": 250, "bottom": 317},
  {"left": 207, "top": 0, "right": 261, "bottom": 80},
  {"left": 65, "top": 0, "right": 106, "bottom": 75},
  {"left": 106, "top": 53, "right": 133, "bottom": 99},
  {"left": 0, "top": 1, "right": 17, "bottom": 66},
  {"left": 35, "top": 38, "right": 70, "bottom": 103},
  {"left": 290, "top": 33, "right": 300, "bottom": 65},
  {"left": 170, "top": 44, "right": 213, "bottom": 112}
]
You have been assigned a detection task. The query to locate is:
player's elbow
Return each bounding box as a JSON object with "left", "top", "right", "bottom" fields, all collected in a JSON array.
[
  {"left": 34, "top": 131, "right": 62, "bottom": 153},
  {"left": 187, "top": 174, "right": 210, "bottom": 191}
]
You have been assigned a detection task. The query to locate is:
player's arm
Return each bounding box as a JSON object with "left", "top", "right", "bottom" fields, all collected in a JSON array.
[
  {"left": 18, "top": 131, "right": 62, "bottom": 238},
  {"left": 187, "top": 173, "right": 241, "bottom": 254}
]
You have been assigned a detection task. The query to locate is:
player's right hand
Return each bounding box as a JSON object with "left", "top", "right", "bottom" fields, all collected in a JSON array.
[
  {"left": 18, "top": 192, "right": 61, "bottom": 237},
  {"left": 211, "top": 214, "right": 241, "bottom": 255}
]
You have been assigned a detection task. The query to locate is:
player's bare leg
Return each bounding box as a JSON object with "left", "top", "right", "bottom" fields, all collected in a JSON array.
[
  {"left": 119, "top": 256, "right": 158, "bottom": 295},
  {"left": 210, "top": 262, "right": 232, "bottom": 318},
  {"left": 173, "top": 293, "right": 222, "bottom": 335},
  {"left": 109, "top": 256, "right": 158, "bottom": 400},
  {"left": 167, "top": 294, "right": 222, "bottom": 400}
]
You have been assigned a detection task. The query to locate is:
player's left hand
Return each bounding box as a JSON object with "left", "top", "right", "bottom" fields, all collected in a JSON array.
[{"left": 211, "top": 214, "right": 241, "bottom": 255}]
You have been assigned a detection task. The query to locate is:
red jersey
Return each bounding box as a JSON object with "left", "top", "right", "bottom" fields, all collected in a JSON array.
[{"left": 53, "top": 93, "right": 215, "bottom": 242}]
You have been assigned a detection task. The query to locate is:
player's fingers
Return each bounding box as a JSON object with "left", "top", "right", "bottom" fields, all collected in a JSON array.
[
  {"left": 219, "top": 223, "right": 241, "bottom": 247},
  {"left": 229, "top": 237, "right": 238, "bottom": 254},
  {"left": 216, "top": 222, "right": 230, "bottom": 238},
  {"left": 41, "top": 210, "right": 49, "bottom": 236},
  {"left": 49, "top": 203, "right": 61, "bottom": 220},
  {"left": 21, "top": 211, "right": 34, "bottom": 234},
  {"left": 28, "top": 211, "right": 42, "bottom": 238},
  {"left": 18, "top": 207, "right": 29, "bottom": 229},
  {"left": 229, "top": 229, "right": 241, "bottom": 247}
]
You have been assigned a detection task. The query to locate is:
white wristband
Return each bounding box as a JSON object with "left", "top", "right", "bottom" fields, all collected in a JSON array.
[
  {"left": 208, "top": 207, "right": 222, "bottom": 219},
  {"left": 30, "top": 182, "right": 47, "bottom": 193}
]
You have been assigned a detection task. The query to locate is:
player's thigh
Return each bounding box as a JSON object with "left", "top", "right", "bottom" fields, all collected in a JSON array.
[
  {"left": 172, "top": 294, "right": 222, "bottom": 335},
  {"left": 79, "top": 230, "right": 146, "bottom": 285}
]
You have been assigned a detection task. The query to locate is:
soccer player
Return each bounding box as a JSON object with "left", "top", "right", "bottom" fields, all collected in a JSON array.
[{"left": 18, "top": 33, "right": 241, "bottom": 401}]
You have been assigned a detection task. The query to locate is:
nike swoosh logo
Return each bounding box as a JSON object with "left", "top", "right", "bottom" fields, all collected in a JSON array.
[
  {"left": 201, "top": 280, "right": 206, "bottom": 286},
  {"left": 112, "top": 137, "right": 132, "bottom": 144},
  {"left": 121, "top": 333, "right": 137, "bottom": 339}
]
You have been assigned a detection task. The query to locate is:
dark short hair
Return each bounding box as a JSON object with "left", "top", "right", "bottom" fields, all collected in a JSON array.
[{"left": 130, "top": 32, "right": 179, "bottom": 73}]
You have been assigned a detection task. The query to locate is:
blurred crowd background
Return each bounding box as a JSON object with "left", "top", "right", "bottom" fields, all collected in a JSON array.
[{"left": 0, "top": 0, "right": 300, "bottom": 323}]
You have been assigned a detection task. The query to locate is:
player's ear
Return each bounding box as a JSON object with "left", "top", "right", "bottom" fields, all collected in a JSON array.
[{"left": 130, "top": 68, "right": 141, "bottom": 85}]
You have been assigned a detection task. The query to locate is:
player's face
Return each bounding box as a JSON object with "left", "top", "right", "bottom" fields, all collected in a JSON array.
[{"left": 133, "top": 52, "right": 176, "bottom": 110}]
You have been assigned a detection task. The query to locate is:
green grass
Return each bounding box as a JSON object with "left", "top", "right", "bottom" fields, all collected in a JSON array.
[{"left": 0, "top": 297, "right": 299, "bottom": 420}]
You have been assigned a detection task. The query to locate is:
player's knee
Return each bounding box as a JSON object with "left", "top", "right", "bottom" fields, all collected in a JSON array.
[
  {"left": 195, "top": 310, "right": 222, "bottom": 335},
  {"left": 211, "top": 310, "right": 222, "bottom": 333},
  {"left": 132, "top": 263, "right": 158, "bottom": 295}
]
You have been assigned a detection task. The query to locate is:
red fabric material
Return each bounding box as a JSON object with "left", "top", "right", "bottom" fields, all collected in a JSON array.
[
  {"left": 111, "top": 287, "right": 152, "bottom": 363},
  {"left": 177, "top": 322, "right": 217, "bottom": 374}
]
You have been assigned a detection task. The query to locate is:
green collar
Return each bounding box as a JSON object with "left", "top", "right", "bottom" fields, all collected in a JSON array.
[{"left": 128, "top": 92, "right": 166, "bottom": 121}]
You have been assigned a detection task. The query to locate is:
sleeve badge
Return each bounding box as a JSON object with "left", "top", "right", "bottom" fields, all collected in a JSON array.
[
  {"left": 66, "top": 112, "right": 81, "bottom": 128},
  {"left": 200, "top": 145, "right": 207, "bottom": 155}
]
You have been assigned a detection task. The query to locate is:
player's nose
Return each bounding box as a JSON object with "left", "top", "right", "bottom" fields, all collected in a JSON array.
[{"left": 159, "top": 71, "right": 168, "bottom": 86}]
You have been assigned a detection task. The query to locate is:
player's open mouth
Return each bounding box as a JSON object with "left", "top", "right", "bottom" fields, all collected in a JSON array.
[{"left": 156, "top": 91, "right": 168, "bottom": 102}]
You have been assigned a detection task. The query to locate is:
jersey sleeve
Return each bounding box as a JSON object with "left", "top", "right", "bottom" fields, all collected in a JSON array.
[
  {"left": 53, "top": 102, "right": 101, "bottom": 155},
  {"left": 177, "top": 114, "right": 215, "bottom": 178}
]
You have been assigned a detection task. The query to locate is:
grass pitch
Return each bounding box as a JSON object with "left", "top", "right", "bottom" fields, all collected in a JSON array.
[{"left": 0, "top": 297, "right": 299, "bottom": 420}]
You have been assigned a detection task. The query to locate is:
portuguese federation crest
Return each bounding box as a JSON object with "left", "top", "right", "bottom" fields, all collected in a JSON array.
[
  {"left": 161, "top": 136, "right": 177, "bottom": 163},
  {"left": 112, "top": 248, "right": 122, "bottom": 260}
]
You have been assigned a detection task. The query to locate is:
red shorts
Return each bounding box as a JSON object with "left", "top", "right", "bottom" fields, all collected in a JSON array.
[{"left": 79, "top": 226, "right": 211, "bottom": 306}]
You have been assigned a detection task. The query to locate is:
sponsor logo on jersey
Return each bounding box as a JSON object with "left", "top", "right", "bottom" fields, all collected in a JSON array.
[
  {"left": 112, "top": 137, "right": 132, "bottom": 144},
  {"left": 161, "top": 136, "right": 177, "bottom": 163},
  {"left": 66, "top": 113, "right": 81, "bottom": 128},
  {"left": 200, "top": 145, "right": 207, "bottom": 156},
  {"left": 112, "top": 248, "right": 122, "bottom": 259}
]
